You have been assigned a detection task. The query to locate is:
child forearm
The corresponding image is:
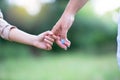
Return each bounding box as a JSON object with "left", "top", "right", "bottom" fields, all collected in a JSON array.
[{"left": 9, "top": 28, "right": 36, "bottom": 46}]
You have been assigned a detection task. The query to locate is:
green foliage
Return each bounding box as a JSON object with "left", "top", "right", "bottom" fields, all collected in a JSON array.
[
  {"left": 0, "top": 0, "right": 117, "bottom": 55},
  {"left": 0, "top": 41, "right": 31, "bottom": 59}
]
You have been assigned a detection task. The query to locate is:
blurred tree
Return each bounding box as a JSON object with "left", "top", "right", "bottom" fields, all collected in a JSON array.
[{"left": 0, "top": 0, "right": 117, "bottom": 58}]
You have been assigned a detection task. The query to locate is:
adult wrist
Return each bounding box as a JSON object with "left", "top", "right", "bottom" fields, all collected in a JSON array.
[
  {"left": 63, "top": 10, "right": 76, "bottom": 18},
  {"left": 61, "top": 12, "right": 75, "bottom": 22}
]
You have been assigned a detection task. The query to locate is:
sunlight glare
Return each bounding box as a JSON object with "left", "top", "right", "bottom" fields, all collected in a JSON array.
[
  {"left": 91, "top": 0, "right": 120, "bottom": 15},
  {"left": 8, "top": 0, "right": 55, "bottom": 16}
]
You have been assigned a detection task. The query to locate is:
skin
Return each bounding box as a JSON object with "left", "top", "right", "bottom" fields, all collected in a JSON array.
[
  {"left": 52, "top": 0, "right": 88, "bottom": 50},
  {"left": 0, "top": 10, "right": 56, "bottom": 51},
  {"left": 1, "top": 0, "right": 88, "bottom": 50},
  {"left": 9, "top": 28, "right": 56, "bottom": 50}
]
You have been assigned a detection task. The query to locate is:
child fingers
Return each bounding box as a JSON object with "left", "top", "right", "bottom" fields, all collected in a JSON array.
[
  {"left": 45, "top": 36, "right": 54, "bottom": 42},
  {"left": 46, "top": 31, "right": 58, "bottom": 39},
  {"left": 45, "top": 31, "right": 53, "bottom": 36},
  {"left": 46, "top": 43, "right": 52, "bottom": 50},
  {"left": 52, "top": 35, "right": 57, "bottom": 40},
  {"left": 44, "top": 38, "right": 53, "bottom": 45},
  {"left": 40, "top": 31, "right": 53, "bottom": 38}
]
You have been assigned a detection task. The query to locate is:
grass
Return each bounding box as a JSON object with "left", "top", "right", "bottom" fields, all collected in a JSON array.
[{"left": 0, "top": 52, "right": 120, "bottom": 80}]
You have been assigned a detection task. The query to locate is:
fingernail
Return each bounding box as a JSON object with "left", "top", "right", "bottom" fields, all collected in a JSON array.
[
  {"left": 61, "top": 39, "right": 65, "bottom": 44},
  {"left": 64, "top": 47, "right": 67, "bottom": 50},
  {"left": 68, "top": 45, "right": 70, "bottom": 48}
]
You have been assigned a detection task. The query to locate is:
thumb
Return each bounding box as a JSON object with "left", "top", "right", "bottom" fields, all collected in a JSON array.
[
  {"left": 61, "top": 38, "right": 71, "bottom": 48},
  {"left": 57, "top": 27, "right": 71, "bottom": 48},
  {"left": 61, "top": 29, "right": 71, "bottom": 47}
]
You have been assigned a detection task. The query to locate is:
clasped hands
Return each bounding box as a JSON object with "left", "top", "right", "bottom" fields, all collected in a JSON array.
[{"left": 33, "top": 14, "right": 75, "bottom": 50}]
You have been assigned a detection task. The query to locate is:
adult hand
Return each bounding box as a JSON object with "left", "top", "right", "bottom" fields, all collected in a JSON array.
[{"left": 51, "top": 14, "right": 75, "bottom": 50}]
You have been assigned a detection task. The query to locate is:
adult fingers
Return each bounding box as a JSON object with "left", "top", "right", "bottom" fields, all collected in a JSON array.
[
  {"left": 64, "top": 38, "right": 71, "bottom": 47},
  {"left": 51, "top": 23, "right": 61, "bottom": 35},
  {"left": 56, "top": 39, "right": 67, "bottom": 50}
]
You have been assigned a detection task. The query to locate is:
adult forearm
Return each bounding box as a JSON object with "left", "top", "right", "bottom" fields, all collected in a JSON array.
[
  {"left": 63, "top": 0, "right": 88, "bottom": 16},
  {"left": 50, "top": 0, "right": 88, "bottom": 49}
]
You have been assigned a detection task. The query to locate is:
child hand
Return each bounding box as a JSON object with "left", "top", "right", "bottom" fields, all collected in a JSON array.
[{"left": 32, "top": 31, "right": 56, "bottom": 50}]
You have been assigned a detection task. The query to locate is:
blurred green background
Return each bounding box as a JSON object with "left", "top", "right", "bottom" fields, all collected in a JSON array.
[{"left": 0, "top": 0, "right": 120, "bottom": 80}]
